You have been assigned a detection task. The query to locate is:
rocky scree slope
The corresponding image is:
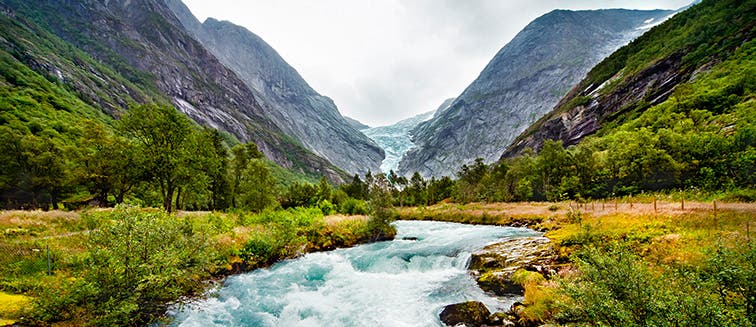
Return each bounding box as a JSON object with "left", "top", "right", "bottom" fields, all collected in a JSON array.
[
  {"left": 3, "top": 0, "right": 348, "bottom": 182},
  {"left": 165, "top": 0, "right": 384, "bottom": 175},
  {"left": 503, "top": 0, "right": 755, "bottom": 158},
  {"left": 399, "top": 9, "right": 674, "bottom": 178}
]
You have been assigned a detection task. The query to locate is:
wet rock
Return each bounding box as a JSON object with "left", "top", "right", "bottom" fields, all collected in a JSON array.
[
  {"left": 439, "top": 301, "right": 491, "bottom": 327},
  {"left": 469, "top": 237, "right": 556, "bottom": 295},
  {"left": 488, "top": 312, "right": 517, "bottom": 326}
]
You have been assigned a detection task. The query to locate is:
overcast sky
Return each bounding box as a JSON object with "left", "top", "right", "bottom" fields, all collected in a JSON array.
[{"left": 182, "top": 0, "right": 692, "bottom": 127}]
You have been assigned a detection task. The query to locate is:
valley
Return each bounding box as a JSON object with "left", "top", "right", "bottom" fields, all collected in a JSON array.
[{"left": 0, "top": 0, "right": 753, "bottom": 326}]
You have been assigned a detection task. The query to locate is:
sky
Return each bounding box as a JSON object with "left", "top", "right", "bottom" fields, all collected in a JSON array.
[{"left": 182, "top": 0, "right": 692, "bottom": 127}]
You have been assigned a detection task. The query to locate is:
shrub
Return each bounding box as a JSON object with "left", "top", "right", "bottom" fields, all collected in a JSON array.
[
  {"left": 339, "top": 198, "right": 368, "bottom": 215},
  {"left": 556, "top": 244, "right": 749, "bottom": 327},
  {"left": 52, "top": 206, "right": 214, "bottom": 326}
]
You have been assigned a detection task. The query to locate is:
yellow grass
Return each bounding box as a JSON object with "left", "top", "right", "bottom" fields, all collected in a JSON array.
[
  {"left": 0, "top": 291, "right": 31, "bottom": 324},
  {"left": 324, "top": 214, "right": 369, "bottom": 226},
  {"left": 399, "top": 200, "right": 756, "bottom": 264}
]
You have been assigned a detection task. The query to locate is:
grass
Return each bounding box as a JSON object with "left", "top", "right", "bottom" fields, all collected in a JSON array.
[
  {"left": 0, "top": 207, "right": 388, "bottom": 326},
  {"left": 399, "top": 199, "right": 756, "bottom": 325},
  {"left": 0, "top": 291, "right": 31, "bottom": 325}
]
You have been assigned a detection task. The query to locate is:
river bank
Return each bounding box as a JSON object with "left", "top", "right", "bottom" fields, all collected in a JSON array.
[
  {"left": 0, "top": 207, "right": 394, "bottom": 326},
  {"left": 398, "top": 200, "right": 756, "bottom": 326}
]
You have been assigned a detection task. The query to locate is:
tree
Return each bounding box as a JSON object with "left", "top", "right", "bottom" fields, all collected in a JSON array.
[
  {"left": 453, "top": 158, "right": 488, "bottom": 203},
  {"left": 118, "top": 104, "right": 198, "bottom": 212},
  {"left": 342, "top": 174, "right": 368, "bottom": 200},
  {"left": 408, "top": 172, "right": 427, "bottom": 205},
  {"left": 230, "top": 142, "right": 263, "bottom": 208},
  {"left": 537, "top": 140, "right": 572, "bottom": 201},
  {"left": 77, "top": 122, "right": 141, "bottom": 206},
  {"left": 367, "top": 173, "right": 396, "bottom": 241},
  {"left": 20, "top": 132, "right": 70, "bottom": 209},
  {"left": 238, "top": 159, "right": 277, "bottom": 212}
]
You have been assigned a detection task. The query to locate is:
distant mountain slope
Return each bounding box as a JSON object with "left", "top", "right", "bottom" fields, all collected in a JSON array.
[
  {"left": 343, "top": 116, "right": 371, "bottom": 131},
  {"left": 503, "top": 0, "right": 755, "bottom": 158},
  {"left": 399, "top": 8, "right": 674, "bottom": 178},
  {"left": 363, "top": 98, "right": 453, "bottom": 174},
  {"left": 165, "top": 0, "right": 384, "bottom": 175},
  {"left": 3, "top": 0, "right": 347, "bottom": 181}
]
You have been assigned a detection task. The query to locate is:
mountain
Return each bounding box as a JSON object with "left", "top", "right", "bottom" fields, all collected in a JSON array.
[
  {"left": 2, "top": 0, "right": 348, "bottom": 182},
  {"left": 398, "top": 8, "right": 675, "bottom": 178},
  {"left": 363, "top": 98, "right": 454, "bottom": 174},
  {"left": 164, "top": 0, "right": 384, "bottom": 175},
  {"left": 343, "top": 116, "right": 371, "bottom": 131},
  {"left": 503, "top": 0, "right": 754, "bottom": 159}
]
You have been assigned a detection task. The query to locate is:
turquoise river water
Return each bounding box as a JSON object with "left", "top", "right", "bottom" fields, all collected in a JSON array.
[{"left": 169, "top": 220, "right": 539, "bottom": 327}]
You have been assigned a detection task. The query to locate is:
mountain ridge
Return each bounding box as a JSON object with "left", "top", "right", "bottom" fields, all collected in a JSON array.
[
  {"left": 164, "top": 0, "right": 384, "bottom": 175},
  {"left": 399, "top": 8, "right": 674, "bottom": 178},
  {"left": 2, "top": 0, "right": 350, "bottom": 181},
  {"left": 502, "top": 0, "right": 754, "bottom": 159}
]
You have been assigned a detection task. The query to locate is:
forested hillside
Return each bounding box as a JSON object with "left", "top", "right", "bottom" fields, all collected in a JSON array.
[{"left": 443, "top": 0, "right": 754, "bottom": 203}]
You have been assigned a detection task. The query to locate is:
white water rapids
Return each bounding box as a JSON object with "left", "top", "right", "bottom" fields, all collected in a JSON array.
[{"left": 169, "top": 220, "right": 540, "bottom": 326}]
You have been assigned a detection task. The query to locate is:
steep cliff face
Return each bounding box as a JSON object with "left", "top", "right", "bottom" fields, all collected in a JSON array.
[
  {"left": 399, "top": 9, "right": 673, "bottom": 178},
  {"left": 165, "top": 0, "right": 384, "bottom": 175},
  {"left": 4, "top": 0, "right": 347, "bottom": 181},
  {"left": 502, "top": 0, "right": 754, "bottom": 159}
]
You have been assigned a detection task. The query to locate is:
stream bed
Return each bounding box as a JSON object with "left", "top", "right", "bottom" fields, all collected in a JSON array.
[{"left": 169, "top": 220, "right": 540, "bottom": 326}]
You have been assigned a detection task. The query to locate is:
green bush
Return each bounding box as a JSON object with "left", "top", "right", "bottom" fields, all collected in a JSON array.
[
  {"left": 34, "top": 206, "right": 215, "bottom": 326},
  {"left": 557, "top": 244, "right": 753, "bottom": 327},
  {"left": 339, "top": 198, "right": 369, "bottom": 215}
]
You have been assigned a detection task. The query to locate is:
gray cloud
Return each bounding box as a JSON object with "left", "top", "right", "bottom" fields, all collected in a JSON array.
[{"left": 182, "top": 0, "right": 692, "bottom": 126}]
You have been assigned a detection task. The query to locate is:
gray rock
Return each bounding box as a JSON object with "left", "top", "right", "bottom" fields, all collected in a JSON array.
[
  {"left": 399, "top": 9, "right": 674, "bottom": 178},
  {"left": 470, "top": 237, "right": 556, "bottom": 295},
  {"left": 165, "top": 0, "right": 384, "bottom": 175},
  {"left": 343, "top": 116, "right": 371, "bottom": 131}
]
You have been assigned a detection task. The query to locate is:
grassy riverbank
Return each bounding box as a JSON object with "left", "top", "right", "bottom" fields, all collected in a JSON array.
[
  {"left": 0, "top": 207, "right": 393, "bottom": 326},
  {"left": 398, "top": 199, "right": 756, "bottom": 326}
]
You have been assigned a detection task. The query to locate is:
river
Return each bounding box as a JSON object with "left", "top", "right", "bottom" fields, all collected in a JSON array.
[{"left": 169, "top": 220, "right": 540, "bottom": 327}]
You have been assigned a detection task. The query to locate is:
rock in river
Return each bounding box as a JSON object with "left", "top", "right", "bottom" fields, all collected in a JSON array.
[
  {"left": 469, "top": 236, "right": 556, "bottom": 295},
  {"left": 439, "top": 301, "right": 491, "bottom": 327}
]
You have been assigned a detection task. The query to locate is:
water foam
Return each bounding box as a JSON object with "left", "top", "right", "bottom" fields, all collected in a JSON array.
[{"left": 169, "top": 221, "right": 539, "bottom": 326}]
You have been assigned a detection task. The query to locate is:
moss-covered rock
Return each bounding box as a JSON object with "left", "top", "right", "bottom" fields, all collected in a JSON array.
[{"left": 470, "top": 237, "right": 556, "bottom": 295}]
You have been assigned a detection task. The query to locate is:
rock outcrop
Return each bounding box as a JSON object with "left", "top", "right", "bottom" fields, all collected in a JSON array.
[
  {"left": 501, "top": 0, "right": 751, "bottom": 159},
  {"left": 399, "top": 9, "right": 674, "bottom": 178},
  {"left": 502, "top": 54, "right": 690, "bottom": 157},
  {"left": 440, "top": 236, "right": 555, "bottom": 326},
  {"left": 469, "top": 237, "right": 557, "bottom": 295},
  {"left": 165, "top": 0, "right": 384, "bottom": 175}
]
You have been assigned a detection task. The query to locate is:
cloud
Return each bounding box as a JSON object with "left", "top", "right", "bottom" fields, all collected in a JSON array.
[{"left": 182, "top": 0, "right": 692, "bottom": 126}]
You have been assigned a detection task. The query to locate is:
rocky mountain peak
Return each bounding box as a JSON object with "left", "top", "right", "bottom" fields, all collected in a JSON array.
[
  {"left": 165, "top": 0, "right": 384, "bottom": 175},
  {"left": 398, "top": 8, "right": 673, "bottom": 178}
]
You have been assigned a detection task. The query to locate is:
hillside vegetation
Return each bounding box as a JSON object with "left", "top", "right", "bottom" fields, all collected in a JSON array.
[
  {"left": 389, "top": 0, "right": 753, "bottom": 205},
  {"left": 398, "top": 200, "right": 756, "bottom": 326}
]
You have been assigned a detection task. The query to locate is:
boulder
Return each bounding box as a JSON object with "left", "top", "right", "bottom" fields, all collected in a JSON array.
[
  {"left": 439, "top": 301, "right": 491, "bottom": 327},
  {"left": 469, "top": 237, "right": 556, "bottom": 295}
]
